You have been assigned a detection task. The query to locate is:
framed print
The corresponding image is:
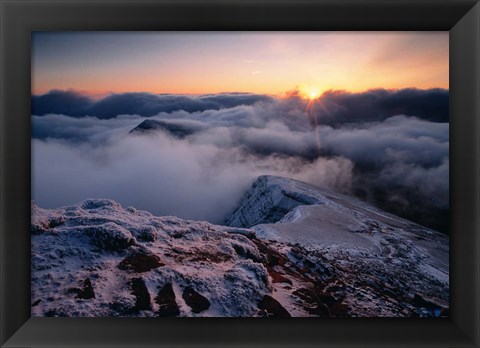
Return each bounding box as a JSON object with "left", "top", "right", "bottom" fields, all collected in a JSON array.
[{"left": 1, "top": 0, "right": 479, "bottom": 347}]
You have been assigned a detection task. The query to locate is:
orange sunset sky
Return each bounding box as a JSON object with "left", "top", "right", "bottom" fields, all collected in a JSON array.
[{"left": 32, "top": 31, "right": 449, "bottom": 97}]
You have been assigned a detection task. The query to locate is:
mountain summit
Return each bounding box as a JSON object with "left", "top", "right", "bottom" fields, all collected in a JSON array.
[{"left": 31, "top": 176, "right": 449, "bottom": 317}]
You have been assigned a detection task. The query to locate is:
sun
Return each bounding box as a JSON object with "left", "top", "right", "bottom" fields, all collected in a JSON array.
[
  {"left": 308, "top": 90, "right": 319, "bottom": 99},
  {"left": 299, "top": 85, "right": 321, "bottom": 100}
]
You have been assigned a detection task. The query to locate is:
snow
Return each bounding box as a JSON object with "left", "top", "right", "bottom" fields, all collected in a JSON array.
[
  {"left": 31, "top": 199, "right": 272, "bottom": 317},
  {"left": 226, "top": 176, "right": 448, "bottom": 284},
  {"left": 224, "top": 175, "right": 327, "bottom": 228},
  {"left": 225, "top": 175, "right": 449, "bottom": 316}
]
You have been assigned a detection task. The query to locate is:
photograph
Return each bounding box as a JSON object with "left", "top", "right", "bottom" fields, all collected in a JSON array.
[{"left": 30, "top": 31, "right": 449, "bottom": 318}]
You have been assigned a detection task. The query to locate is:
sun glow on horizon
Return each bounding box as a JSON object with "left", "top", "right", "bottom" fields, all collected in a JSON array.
[
  {"left": 299, "top": 85, "right": 322, "bottom": 100},
  {"left": 32, "top": 32, "right": 449, "bottom": 96}
]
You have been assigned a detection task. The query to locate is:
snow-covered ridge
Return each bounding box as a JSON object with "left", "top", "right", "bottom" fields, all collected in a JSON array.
[
  {"left": 223, "top": 175, "right": 449, "bottom": 316},
  {"left": 226, "top": 175, "right": 448, "bottom": 274},
  {"left": 224, "top": 175, "right": 327, "bottom": 228},
  {"left": 225, "top": 175, "right": 447, "bottom": 250}
]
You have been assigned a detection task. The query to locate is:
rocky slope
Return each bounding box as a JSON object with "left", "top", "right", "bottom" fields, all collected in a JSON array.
[
  {"left": 32, "top": 199, "right": 276, "bottom": 317},
  {"left": 225, "top": 175, "right": 449, "bottom": 316},
  {"left": 31, "top": 176, "right": 449, "bottom": 317}
]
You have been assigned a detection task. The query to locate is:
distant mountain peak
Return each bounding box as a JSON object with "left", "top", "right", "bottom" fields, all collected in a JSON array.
[{"left": 129, "top": 119, "right": 198, "bottom": 138}]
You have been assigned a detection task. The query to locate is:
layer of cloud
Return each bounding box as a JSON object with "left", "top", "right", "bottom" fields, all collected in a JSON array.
[
  {"left": 32, "top": 88, "right": 448, "bottom": 124},
  {"left": 285, "top": 88, "right": 448, "bottom": 126},
  {"left": 31, "top": 88, "right": 449, "bottom": 232},
  {"left": 32, "top": 90, "right": 273, "bottom": 118}
]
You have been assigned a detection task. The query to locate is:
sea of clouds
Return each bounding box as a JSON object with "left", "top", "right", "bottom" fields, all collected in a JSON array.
[{"left": 31, "top": 88, "right": 449, "bottom": 232}]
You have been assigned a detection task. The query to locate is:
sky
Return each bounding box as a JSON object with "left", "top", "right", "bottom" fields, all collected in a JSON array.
[{"left": 31, "top": 31, "right": 449, "bottom": 96}]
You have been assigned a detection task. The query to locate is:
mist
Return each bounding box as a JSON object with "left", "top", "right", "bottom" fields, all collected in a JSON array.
[{"left": 32, "top": 133, "right": 352, "bottom": 223}]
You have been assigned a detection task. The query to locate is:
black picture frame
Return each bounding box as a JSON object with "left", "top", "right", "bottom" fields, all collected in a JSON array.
[{"left": 1, "top": 0, "right": 479, "bottom": 347}]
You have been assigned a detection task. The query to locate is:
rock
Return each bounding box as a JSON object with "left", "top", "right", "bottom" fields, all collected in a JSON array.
[
  {"left": 292, "top": 287, "right": 349, "bottom": 317},
  {"left": 31, "top": 224, "right": 47, "bottom": 235},
  {"left": 31, "top": 299, "right": 41, "bottom": 307},
  {"left": 84, "top": 222, "right": 136, "bottom": 251},
  {"left": 68, "top": 278, "right": 95, "bottom": 299},
  {"left": 79, "top": 278, "right": 96, "bottom": 299},
  {"left": 413, "top": 293, "right": 446, "bottom": 317},
  {"left": 231, "top": 241, "right": 262, "bottom": 262},
  {"left": 155, "top": 283, "right": 180, "bottom": 317},
  {"left": 118, "top": 251, "right": 164, "bottom": 273},
  {"left": 81, "top": 199, "right": 122, "bottom": 210},
  {"left": 189, "top": 248, "right": 232, "bottom": 263},
  {"left": 414, "top": 293, "right": 443, "bottom": 309},
  {"left": 130, "top": 277, "right": 151, "bottom": 311},
  {"left": 182, "top": 286, "right": 210, "bottom": 313},
  {"left": 135, "top": 226, "right": 157, "bottom": 242},
  {"left": 47, "top": 217, "right": 65, "bottom": 229},
  {"left": 258, "top": 295, "right": 291, "bottom": 317},
  {"left": 266, "top": 266, "right": 292, "bottom": 284},
  {"left": 109, "top": 297, "right": 136, "bottom": 315}
]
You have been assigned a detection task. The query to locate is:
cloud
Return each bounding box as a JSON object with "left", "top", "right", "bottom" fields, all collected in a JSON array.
[
  {"left": 318, "top": 115, "right": 448, "bottom": 168},
  {"left": 314, "top": 115, "right": 449, "bottom": 231},
  {"left": 31, "top": 114, "right": 141, "bottom": 142},
  {"left": 31, "top": 89, "right": 94, "bottom": 117},
  {"left": 378, "top": 158, "right": 449, "bottom": 209},
  {"left": 32, "top": 90, "right": 273, "bottom": 118},
  {"left": 31, "top": 89, "right": 449, "bottom": 232},
  {"left": 304, "top": 88, "right": 449, "bottom": 126},
  {"left": 32, "top": 133, "right": 352, "bottom": 224}
]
